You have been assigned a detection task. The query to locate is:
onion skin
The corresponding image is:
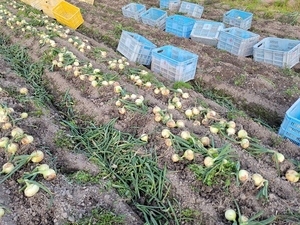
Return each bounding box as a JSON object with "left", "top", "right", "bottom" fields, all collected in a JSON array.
[{"left": 285, "top": 169, "right": 299, "bottom": 183}]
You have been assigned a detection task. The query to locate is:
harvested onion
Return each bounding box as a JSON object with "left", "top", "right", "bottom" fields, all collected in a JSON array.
[
  {"left": 2, "top": 162, "right": 14, "bottom": 174},
  {"left": 272, "top": 152, "right": 285, "bottom": 163},
  {"left": 42, "top": 168, "right": 56, "bottom": 181},
  {"left": 183, "top": 149, "right": 194, "bottom": 161},
  {"left": 204, "top": 156, "right": 214, "bottom": 168},
  {"left": 225, "top": 209, "right": 236, "bottom": 222},
  {"left": 238, "top": 169, "right": 249, "bottom": 182},
  {"left": 285, "top": 169, "right": 299, "bottom": 183},
  {"left": 24, "top": 183, "right": 40, "bottom": 197},
  {"left": 171, "top": 154, "right": 181, "bottom": 162},
  {"left": 30, "top": 150, "right": 44, "bottom": 163},
  {"left": 252, "top": 173, "right": 264, "bottom": 187}
]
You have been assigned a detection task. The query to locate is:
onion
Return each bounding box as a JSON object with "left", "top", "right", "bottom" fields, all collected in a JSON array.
[
  {"left": 161, "top": 87, "right": 170, "bottom": 96},
  {"left": 41, "top": 168, "right": 56, "bottom": 181},
  {"left": 130, "top": 94, "right": 137, "bottom": 99},
  {"left": 171, "top": 153, "right": 181, "bottom": 162},
  {"left": 166, "top": 119, "right": 176, "bottom": 128},
  {"left": 20, "top": 112, "right": 28, "bottom": 119},
  {"left": 285, "top": 169, "right": 299, "bottom": 183},
  {"left": 21, "top": 135, "right": 34, "bottom": 145},
  {"left": 185, "top": 109, "right": 193, "bottom": 119},
  {"left": 252, "top": 173, "right": 264, "bottom": 187},
  {"left": 180, "top": 131, "right": 191, "bottom": 140},
  {"left": 91, "top": 80, "right": 98, "bottom": 87},
  {"left": 115, "top": 100, "right": 122, "bottom": 107},
  {"left": 0, "top": 207, "right": 4, "bottom": 218},
  {"left": 272, "top": 152, "right": 285, "bottom": 163},
  {"left": 144, "top": 82, "right": 152, "bottom": 88},
  {"left": 152, "top": 106, "right": 161, "bottom": 114},
  {"left": 161, "top": 129, "right": 171, "bottom": 139},
  {"left": 192, "top": 107, "right": 200, "bottom": 115},
  {"left": 175, "top": 101, "right": 182, "bottom": 109},
  {"left": 209, "top": 126, "right": 219, "bottom": 134},
  {"left": 193, "top": 120, "right": 201, "bottom": 126},
  {"left": 165, "top": 138, "right": 172, "bottom": 147},
  {"left": 114, "top": 85, "right": 122, "bottom": 94},
  {"left": 2, "top": 122, "right": 12, "bottom": 130},
  {"left": 24, "top": 183, "right": 40, "bottom": 197},
  {"left": 240, "top": 215, "right": 248, "bottom": 222},
  {"left": 11, "top": 127, "right": 24, "bottom": 138},
  {"left": 204, "top": 156, "right": 214, "bottom": 167},
  {"left": 153, "top": 88, "right": 160, "bottom": 94},
  {"left": 225, "top": 209, "right": 236, "bottom": 221},
  {"left": 201, "top": 118, "right": 209, "bottom": 126},
  {"left": 7, "top": 143, "right": 19, "bottom": 154},
  {"left": 2, "top": 162, "right": 14, "bottom": 174},
  {"left": 172, "top": 96, "right": 180, "bottom": 103},
  {"left": 183, "top": 149, "right": 194, "bottom": 161},
  {"left": 237, "top": 129, "right": 248, "bottom": 139},
  {"left": 176, "top": 120, "right": 185, "bottom": 128},
  {"left": 118, "top": 107, "right": 126, "bottom": 115},
  {"left": 238, "top": 169, "right": 249, "bottom": 182},
  {"left": 182, "top": 93, "right": 189, "bottom": 99},
  {"left": 226, "top": 127, "right": 236, "bottom": 136},
  {"left": 240, "top": 139, "right": 250, "bottom": 149},
  {"left": 19, "top": 87, "right": 28, "bottom": 95},
  {"left": 0, "top": 137, "right": 9, "bottom": 148},
  {"left": 154, "top": 114, "right": 162, "bottom": 122},
  {"left": 227, "top": 121, "right": 236, "bottom": 129},
  {"left": 140, "top": 134, "right": 148, "bottom": 142},
  {"left": 168, "top": 103, "right": 175, "bottom": 110},
  {"left": 30, "top": 150, "right": 44, "bottom": 163},
  {"left": 135, "top": 99, "right": 143, "bottom": 106},
  {"left": 206, "top": 110, "right": 217, "bottom": 119},
  {"left": 200, "top": 137, "right": 210, "bottom": 147}
]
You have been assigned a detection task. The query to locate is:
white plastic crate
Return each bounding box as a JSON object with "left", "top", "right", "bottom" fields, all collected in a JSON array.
[
  {"left": 253, "top": 37, "right": 300, "bottom": 68},
  {"left": 179, "top": 1, "right": 204, "bottom": 18},
  {"left": 122, "top": 3, "right": 146, "bottom": 22},
  {"left": 165, "top": 15, "right": 196, "bottom": 38},
  {"left": 141, "top": 8, "right": 167, "bottom": 30},
  {"left": 160, "top": 0, "right": 181, "bottom": 11},
  {"left": 151, "top": 45, "right": 198, "bottom": 82},
  {"left": 278, "top": 98, "right": 300, "bottom": 146},
  {"left": 191, "top": 20, "right": 225, "bottom": 46},
  {"left": 117, "top": 30, "right": 157, "bottom": 65},
  {"left": 223, "top": 9, "right": 253, "bottom": 30},
  {"left": 217, "top": 27, "right": 260, "bottom": 56}
]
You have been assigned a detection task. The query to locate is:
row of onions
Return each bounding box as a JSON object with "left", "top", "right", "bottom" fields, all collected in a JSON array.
[{"left": 0, "top": 88, "right": 56, "bottom": 218}]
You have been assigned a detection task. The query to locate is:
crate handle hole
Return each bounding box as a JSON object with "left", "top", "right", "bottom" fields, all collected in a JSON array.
[{"left": 157, "top": 50, "right": 164, "bottom": 53}]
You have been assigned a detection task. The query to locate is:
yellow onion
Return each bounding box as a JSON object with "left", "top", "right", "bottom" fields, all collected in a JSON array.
[
  {"left": 237, "top": 129, "right": 248, "bottom": 139},
  {"left": 24, "top": 183, "right": 40, "bottom": 197},
  {"left": 0, "top": 207, "right": 4, "bottom": 218},
  {"left": 172, "top": 96, "right": 180, "bottom": 103},
  {"left": 206, "top": 110, "right": 217, "bottom": 119},
  {"left": 160, "top": 87, "right": 170, "bottom": 96},
  {"left": 227, "top": 121, "right": 236, "bottom": 129},
  {"left": 0, "top": 137, "right": 9, "bottom": 148},
  {"left": 201, "top": 118, "right": 209, "bottom": 126},
  {"left": 154, "top": 114, "right": 162, "bottom": 122},
  {"left": 204, "top": 156, "right": 214, "bottom": 168},
  {"left": 183, "top": 149, "right": 194, "bottom": 161},
  {"left": 161, "top": 129, "right": 171, "bottom": 139},
  {"left": 272, "top": 152, "right": 285, "bottom": 163},
  {"left": 21, "top": 135, "right": 34, "bottom": 145},
  {"left": 171, "top": 154, "right": 181, "bottom": 162},
  {"left": 225, "top": 209, "right": 236, "bottom": 222},
  {"left": 240, "top": 139, "right": 250, "bottom": 149},
  {"left": 240, "top": 215, "right": 248, "bottom": 223},
  {"left": 7, "top": 143, "right": 19, "bottom": 154},
  {"left": 2, "top": 122, "right": 12, "bottom": 130},
  {"left": 140, "top": 134, "right": 148, "bottom": 142},
  {"left": 30, "top": 150, "right": 44, "bottom": 163},
  {"left": 175, "top": 101, "right": 182, "bottom": 109},
  {"left": 165, "top": 138, "right": 172, "bottom": 147},
  {"left": 167, "top": 103, "right": 175, "bottom": 110},
  {"left": 209, "top": 126, "right": 219, "bottom": 134},
  {"left": 180, "top": 131, "right": 191, "bottom": 140},
  {"left": 152, "top": 106, "right": 161, "bottom": 114},
  {"left": 192, "top": 107, "right": 200, "bottom": 115},
  {"left": 285, "top": 169, "right": 299, "bottom": 183},
  {"left": 176, "top": 120, "right": 185, "bottom": 128},
  {"left": 185, "top": 109, "right": 193, "bottom": 119},
  {"left": 41, "top": 168, "right": 56, "bottom": 181},
  {"left": 118, "top": 107, "right": 126, "bottom": 115},
  {"left": 238, "top": 169, "right": 249, "bottom": 182},
  {"left": 20, "top": 112, "right": 28, "bottom": 119},
  {"left": 11, "top": 127, "right": 24, "bottom": 138},
  {"left": 19, "top": 87, "right": 28, "bottom": 95},
  {"left": 252, "top": 173, "right": 264, "bottom": 187},
  {"left": 115, "top": 100, "right": 122, "bottom": 107},
  {"left": 2, "top": 162, "right": 14, "bottom": 174},
  {"left": 200, "top": 137, "right": 210, "bottom": 147},
  {"left": 226, "top": 127, "right": 236, "bottom": 136},
  {"left": 182, "top": 93, "right": 189, "bottom": 99},
  {"left": 166, "top": 119, "right": 176, "bottom": 128}
]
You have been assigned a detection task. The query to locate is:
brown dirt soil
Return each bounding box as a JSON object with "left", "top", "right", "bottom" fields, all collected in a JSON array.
[{"left": 0, "top": 0, "right": 300, "bottom": 225}]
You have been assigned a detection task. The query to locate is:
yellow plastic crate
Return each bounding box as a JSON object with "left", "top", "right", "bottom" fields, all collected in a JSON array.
[
  {"left": 53, "top": 1, "right": 84, "bottom": 29},
  {"left": 40, "top": 0, "right": 64, "bottom": 18}
]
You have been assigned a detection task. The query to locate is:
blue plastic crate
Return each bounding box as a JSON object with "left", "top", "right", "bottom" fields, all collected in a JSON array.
[
  {"left": 122, "top": 3, "right": 146, "bottom": 22},
  {"left": 117, "top": 30, "right": 157, "bottom": 65},
  {"left": 179, "top": 1, "right": 204, "bottom": 18},
  {"left": 217, "top": 27, "right": 260, "bottom": 56},
  {"left": 223, "top": 9, "right": 253, "bottom": 30},
  {"left": 166, "top": 15, "right": 196, "bottom": 38},
  {"left": 151, "top": 45, "right": 198, "bottom": 82},
  {"left": 278, "top": 98, "right": 300, "bottom": 146},
  {"left": 160, "top": 0, "right": 181, "bottom": 11},
  {"left": 141, "top": 8, "right": 167, "bottom": 30},
  {"left": 191, "top": 20, "right": 225, "bottom": 46},
  {"left": 253, "top": 37, "right": 300, "bottom": 68}
]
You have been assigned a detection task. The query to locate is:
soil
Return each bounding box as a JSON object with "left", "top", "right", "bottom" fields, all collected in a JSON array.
[{"left": 0, "top": 0, "right": 300, "bottom": 225}]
